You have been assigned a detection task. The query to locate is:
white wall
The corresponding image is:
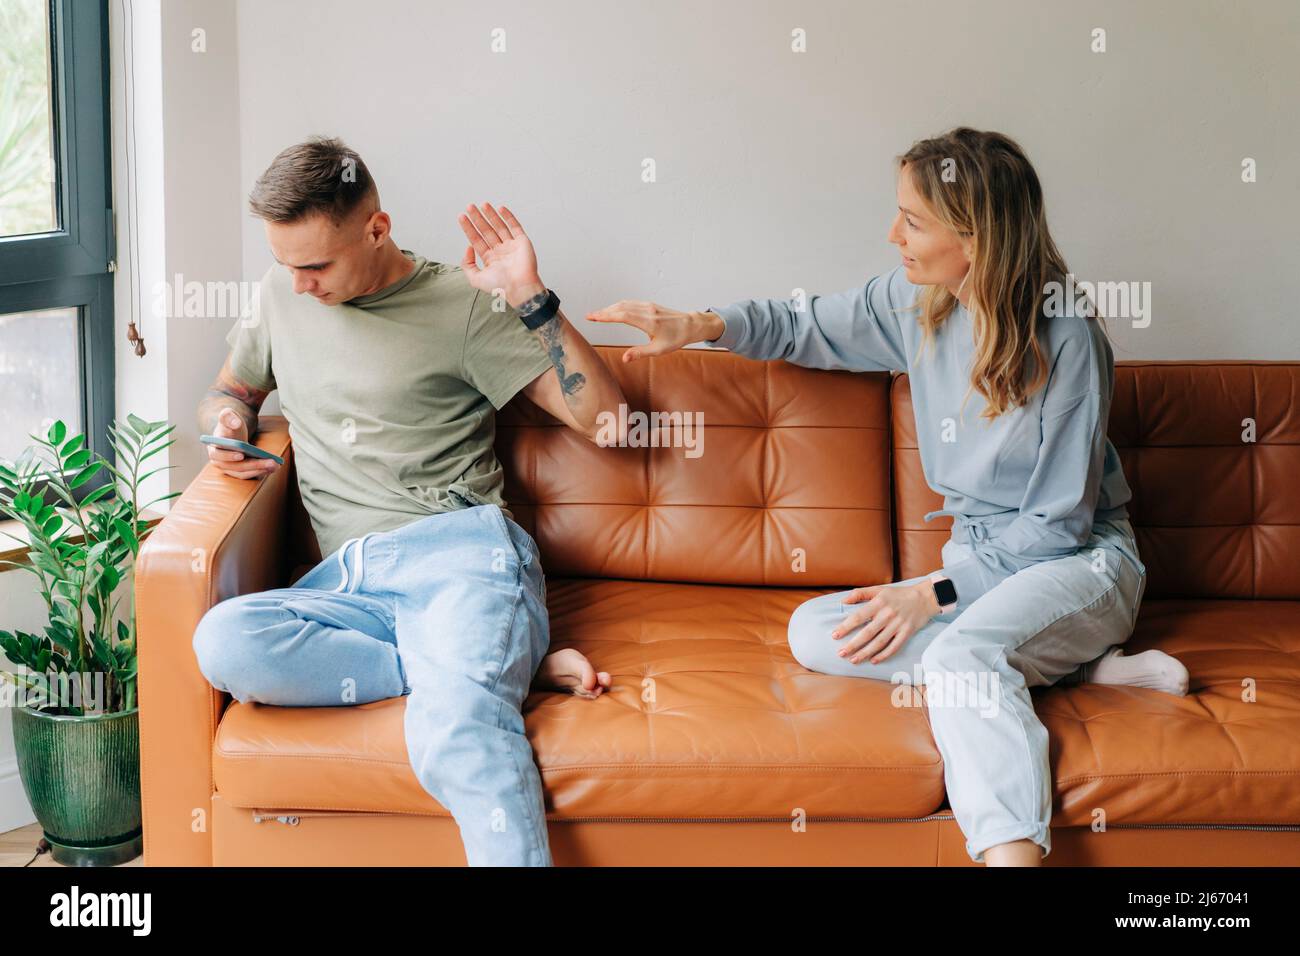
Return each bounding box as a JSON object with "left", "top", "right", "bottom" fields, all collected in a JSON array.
[
  {"left": 161, "top": 0, "right": 246, "bottom": 480},
  {"left": 235, "top": 0, "right": 1298, "bottom": 360}
]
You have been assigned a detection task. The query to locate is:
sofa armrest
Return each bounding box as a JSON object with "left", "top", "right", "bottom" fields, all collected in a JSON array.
[{"left": 135, "top": 416, "right": 294, "bottom": 866}]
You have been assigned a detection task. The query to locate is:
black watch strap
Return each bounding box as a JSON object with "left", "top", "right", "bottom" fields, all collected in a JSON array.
[{"left": 517, "top": 288, "right": 560, "bottom": 330}]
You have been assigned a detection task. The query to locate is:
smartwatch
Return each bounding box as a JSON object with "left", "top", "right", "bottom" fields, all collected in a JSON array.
[
  {"left": 516, "top": 288, "right": 561, "bottom": 330},
  {"left": 929, "top": 573, "right": 958, "bottom": 614}
]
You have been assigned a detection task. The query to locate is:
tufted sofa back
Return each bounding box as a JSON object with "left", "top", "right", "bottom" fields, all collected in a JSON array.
[{"left": 496, "top": 345, "right": 895, "bottom": 587}]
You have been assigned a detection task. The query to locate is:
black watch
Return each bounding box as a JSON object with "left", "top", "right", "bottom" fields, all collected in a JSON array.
[
  {"left": 516, "top": 288, "right": 560, "bottom": 330},
  {"left": 929, "top": 574, "right": 958, "bottom": 613}
]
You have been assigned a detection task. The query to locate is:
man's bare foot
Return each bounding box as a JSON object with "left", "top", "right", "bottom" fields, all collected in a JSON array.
[{"left": 534, "top": 647, "right": 612, "bottom": 699}]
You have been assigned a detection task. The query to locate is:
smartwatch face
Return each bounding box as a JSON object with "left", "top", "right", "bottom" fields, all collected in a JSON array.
[{"left": 933, "top": 577, "right": 958, "bottom": 608}]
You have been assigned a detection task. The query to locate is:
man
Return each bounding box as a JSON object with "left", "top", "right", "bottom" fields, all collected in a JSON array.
[{"left": 192, "top": 136, "right": 621, "bottom": 866}]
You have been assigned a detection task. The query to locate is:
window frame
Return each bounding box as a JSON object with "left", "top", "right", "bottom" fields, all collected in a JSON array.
[{"left": 0, "top": 0, "right": 115, "bottom": 499}]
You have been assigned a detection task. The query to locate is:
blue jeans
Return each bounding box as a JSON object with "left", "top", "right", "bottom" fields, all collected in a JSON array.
[
  {"left": 192, "top": 503, "right": 553, "bottom": 866},
  {"left": 787, "top": 517, "right": 1148, "bottom": 863}
]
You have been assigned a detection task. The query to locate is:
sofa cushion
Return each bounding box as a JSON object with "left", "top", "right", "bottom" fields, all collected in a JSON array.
[
  {"left": 523, "top": 578, "right": 949, "bottom": 818},
  {"left": 1041, "top": 597, "right": 1300, "bottom": 827},
  {"left": 211, "top": 585, "right": 1300, "bottom": 828},
  {"left": 212, "top": 578, "right": 949, "bottom": 819}
]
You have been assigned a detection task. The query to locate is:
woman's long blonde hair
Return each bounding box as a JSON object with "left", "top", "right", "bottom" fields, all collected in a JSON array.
[{"left": 894, "top": 127, "right": 1110, "bottom": 422}]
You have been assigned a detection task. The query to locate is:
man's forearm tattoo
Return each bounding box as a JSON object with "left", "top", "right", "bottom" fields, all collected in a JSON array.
[{"left": 538, "top": 318, "right": 586, "bottom": 397}]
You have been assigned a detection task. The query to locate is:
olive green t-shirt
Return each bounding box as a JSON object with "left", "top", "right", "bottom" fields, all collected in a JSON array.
[{"left": 224, "top": 250, "right": 553, "bottom": 558}]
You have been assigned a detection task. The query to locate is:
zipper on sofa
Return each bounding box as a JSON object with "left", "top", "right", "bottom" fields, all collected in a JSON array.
[
  {"left": 246, "top": 809, "right": 1300, "bottom": 831},
  {"left": 1106, "top": 822, "right": 1300, "bottom": 832},
  {"left": 543, "top": 816, "right": 1300, "bottom": 831},
  {"left": 553, "top": 813, "right": 963, "bottom": 824},
  {"left": 252, "top": 813, "right": 301, "bottom": 826}
]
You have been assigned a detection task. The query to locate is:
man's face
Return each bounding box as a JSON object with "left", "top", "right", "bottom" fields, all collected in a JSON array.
[{"left": 264, "top": 207, "right": 381, "bottom": 305}]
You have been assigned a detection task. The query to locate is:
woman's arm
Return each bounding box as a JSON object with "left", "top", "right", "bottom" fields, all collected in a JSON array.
[
  {"left": 584, "top": 303, "right": 726, "bottom": 363},
  {"left": 587, "top": 265, "right": 913, "bottom": 371}
]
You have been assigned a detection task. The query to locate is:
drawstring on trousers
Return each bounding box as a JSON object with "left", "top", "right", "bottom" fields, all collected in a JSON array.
[{"left": 923, "top": 508, "right": 1007, "bottom": 546}]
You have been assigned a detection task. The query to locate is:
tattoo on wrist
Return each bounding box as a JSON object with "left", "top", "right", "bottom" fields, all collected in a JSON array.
[
  {"left": 538, "top": 318, "right": 586, "bottom": 397},
  {"left": 516, "top": 288, "right": 551, "bottom": 318}
]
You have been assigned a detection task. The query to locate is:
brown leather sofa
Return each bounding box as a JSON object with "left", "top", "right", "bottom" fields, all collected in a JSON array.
[{"left": 136, "top": 347, "right": 1300, "bottom": 865}]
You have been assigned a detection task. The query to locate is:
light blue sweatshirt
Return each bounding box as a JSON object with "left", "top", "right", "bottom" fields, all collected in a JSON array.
[{"left": 705, "top": 263, "right": 1133, "bottom": 610}]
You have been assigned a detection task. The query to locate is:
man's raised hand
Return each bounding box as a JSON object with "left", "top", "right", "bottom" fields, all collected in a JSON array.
[{"left": 457, "top": 202, "right": 545, "bottom": 307}]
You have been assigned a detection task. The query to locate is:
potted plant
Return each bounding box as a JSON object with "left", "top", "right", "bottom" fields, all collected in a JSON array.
[{"left": 0, "top": 414, "right": 177, "bottom": 865}]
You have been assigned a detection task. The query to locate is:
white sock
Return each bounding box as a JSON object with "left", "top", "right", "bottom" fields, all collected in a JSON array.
[{"left": 1085, "top": 647, "right": 1189, "bottom": 696}]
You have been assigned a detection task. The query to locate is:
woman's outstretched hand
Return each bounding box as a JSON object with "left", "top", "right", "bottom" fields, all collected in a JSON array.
[
  {"left": 586, "top": 301, "right": 725, "bottom": 363},
  {"left": 832, "top": 583, "right": 940, "bottom": 665}
]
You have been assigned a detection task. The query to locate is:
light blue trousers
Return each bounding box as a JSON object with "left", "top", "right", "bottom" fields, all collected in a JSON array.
[
  {"left": 787, "top": 517, "right": 1148, "bottom": 863},
  {"left": 192, "top": 503, "right": 553, "bottom": 867}
]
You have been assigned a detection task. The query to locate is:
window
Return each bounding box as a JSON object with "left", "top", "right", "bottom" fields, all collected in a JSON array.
[{"left": 0, "top": 0, "right": 114, "bottom": 490}]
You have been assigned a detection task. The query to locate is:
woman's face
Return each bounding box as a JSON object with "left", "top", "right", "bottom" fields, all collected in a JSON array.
[{"left": 888, "top": 164, "right": 971, "bottom": 300}]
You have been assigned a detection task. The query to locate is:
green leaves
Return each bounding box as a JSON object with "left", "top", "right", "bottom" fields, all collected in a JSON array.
[
  {"left": 78, "top": 482, "right": 116, "bottom": 508},
  {"left": 11, "top": 488, "right": 44, "bottom": 516},
  {"left": 64, "top": 448, "right": 91, "bottom": 471},
  {"left": 0, "top": 628, "right": 71, "bottom": 679},
  {"left": 44, "top": 619, "right": 77, "bottom": 655},
  {"left": 68, "top": 460, "right": 104, "bottom": 488},
  {"left": 2, "top": 412, "right": 175, "bottom": 714},
  {"left": 100, "top": 564, "right": 121, "bottom": 594},
  {"left": 111, "top": 516, "right": 138, "bottom": 556}
]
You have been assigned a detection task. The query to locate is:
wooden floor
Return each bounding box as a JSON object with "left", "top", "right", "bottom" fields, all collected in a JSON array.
[{"left": 0, "top": 823, "right": 142, "bottom": 867}]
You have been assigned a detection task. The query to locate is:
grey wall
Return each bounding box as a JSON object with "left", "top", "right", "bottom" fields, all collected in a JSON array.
[{"left": 236, "top": 0, "right": 1298, "bottom": 361}]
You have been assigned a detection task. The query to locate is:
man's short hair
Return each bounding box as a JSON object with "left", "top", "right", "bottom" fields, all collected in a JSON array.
[{"left": 248, "top": 136, "right": 377, "bottom": 224}]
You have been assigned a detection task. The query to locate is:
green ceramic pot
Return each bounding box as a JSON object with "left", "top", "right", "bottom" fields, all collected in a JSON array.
[{"left": 11, "top": 705, "right": 142, "bottom": 866}]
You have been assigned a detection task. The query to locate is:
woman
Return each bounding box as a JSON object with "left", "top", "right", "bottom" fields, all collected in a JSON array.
[{"left": 587, "top": 127, "right": 1189, "bottom": 867}]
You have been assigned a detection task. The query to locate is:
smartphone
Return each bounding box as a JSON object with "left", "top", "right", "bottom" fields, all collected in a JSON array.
[{"left": 200, "top": 434, "right": 284, "bottom": 466}]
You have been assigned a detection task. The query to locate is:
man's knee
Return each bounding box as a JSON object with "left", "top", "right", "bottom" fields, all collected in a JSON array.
[{"left": 192, "top": 594, "right": 268, "bottom": 687}]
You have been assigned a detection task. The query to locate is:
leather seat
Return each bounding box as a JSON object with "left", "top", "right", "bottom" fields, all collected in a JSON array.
[
  {"left": 1042, "top": 598, "right": 1300, "bottom": 826},
  {"left": 210, "top": 588, "right": 1300, "bottom": 827},
  {"left": 214, "top": 578, "right": 947, "bottom": 820}
]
